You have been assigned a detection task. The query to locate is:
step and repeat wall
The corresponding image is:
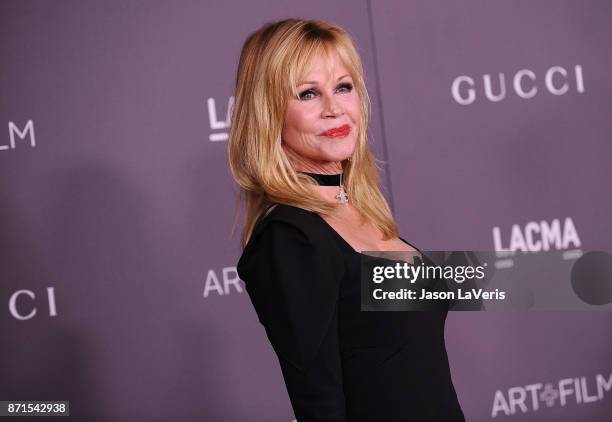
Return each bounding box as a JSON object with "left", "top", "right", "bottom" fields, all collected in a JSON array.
[{"left": 1, "top": 1, "right": 611, "bottom": 421}]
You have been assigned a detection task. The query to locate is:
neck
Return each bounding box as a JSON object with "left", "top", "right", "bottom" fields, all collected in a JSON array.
[{"left": 283, "top": 145, "right": 342, "bottom": 174}]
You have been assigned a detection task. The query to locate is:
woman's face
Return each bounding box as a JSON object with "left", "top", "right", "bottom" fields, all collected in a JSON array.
[{"left": 282, "top": 50, "right": 360, "bottom": 171}]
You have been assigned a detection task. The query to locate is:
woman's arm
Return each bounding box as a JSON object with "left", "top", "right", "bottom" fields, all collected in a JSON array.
[{"left": 238, "top": 220, "right": 346, "bottom": 421}]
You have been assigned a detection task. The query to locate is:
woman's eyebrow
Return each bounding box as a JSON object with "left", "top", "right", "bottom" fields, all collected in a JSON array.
[{"left": 297, "top": 74, "right": 350, "bottom": 87}]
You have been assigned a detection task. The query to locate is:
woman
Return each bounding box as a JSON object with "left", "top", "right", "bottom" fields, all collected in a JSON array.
[{"left": 228, "top": 18, "right": 465, "bottom": 421}]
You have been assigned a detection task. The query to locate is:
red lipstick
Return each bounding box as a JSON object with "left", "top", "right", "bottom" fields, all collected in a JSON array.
[{"left": 318, "top": 124, "right": 350, "bottom": 138}]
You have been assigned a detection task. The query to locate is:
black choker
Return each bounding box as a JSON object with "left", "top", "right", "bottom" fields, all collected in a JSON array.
[
  {"left": 299, "top": 172, "right": 349, "bottom": 204},
  {"left": 300, "top": 172, "right": 342, "bottom": 186}
]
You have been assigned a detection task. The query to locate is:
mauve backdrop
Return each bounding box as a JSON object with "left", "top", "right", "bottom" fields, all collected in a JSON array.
[{"left": 1, "top": 1, "right": 611, "bottom": 421}]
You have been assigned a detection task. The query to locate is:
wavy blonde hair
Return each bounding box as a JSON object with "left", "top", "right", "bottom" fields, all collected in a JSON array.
[{"left": 227, "top": 18, "right": 399, "bottom": 248}]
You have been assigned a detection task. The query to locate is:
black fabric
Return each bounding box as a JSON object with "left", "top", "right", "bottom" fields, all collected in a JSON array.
[
  {"left": 299, "top": 171, "right": 343, "bottom": 186},
  {"left": 237, "top": 204, "right": 466, "bottom": 421}
]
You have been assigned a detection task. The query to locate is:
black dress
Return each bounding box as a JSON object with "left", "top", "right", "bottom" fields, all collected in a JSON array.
[{"left": 237, "top": 204, "right": 465, "bottom": 421}]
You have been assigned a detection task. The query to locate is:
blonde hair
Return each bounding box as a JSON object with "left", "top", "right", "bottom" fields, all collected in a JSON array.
[{"left": 227, "top": 18, "right": 399, "bottom": 248}]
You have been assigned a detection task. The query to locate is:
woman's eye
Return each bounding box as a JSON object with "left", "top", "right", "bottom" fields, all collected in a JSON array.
[
  {"left": 337, "top": 82, "right": 353, "bottom": 93},
  {"left": 298, "top": 89, "right": 317, "bottom": 100},
  {"left": 297, "top": 83, "right": 353, "bottom": 101}
]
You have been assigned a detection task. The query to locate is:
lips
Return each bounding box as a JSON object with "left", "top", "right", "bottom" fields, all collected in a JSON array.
[{"left": 318, "top": 124, "right": 350, "bottom": 138}]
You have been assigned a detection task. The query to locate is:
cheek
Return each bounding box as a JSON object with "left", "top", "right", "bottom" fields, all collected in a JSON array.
[
  {"left": 334, "top": 94, "right": 361, "bottom": 122},
  {"left": 284, "top": 106, "right": 319, "bottom": 134},
  {"left": 347, "top": 96, "right": 362, "bottom": 120}
]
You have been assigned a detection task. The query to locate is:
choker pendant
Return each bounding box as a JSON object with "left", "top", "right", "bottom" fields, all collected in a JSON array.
[
  {"left": 335, "top": 173, "right": 349, "bottom": 204},
  {"left": 300, "top": 171, "right": 349, "bottom": 204}
]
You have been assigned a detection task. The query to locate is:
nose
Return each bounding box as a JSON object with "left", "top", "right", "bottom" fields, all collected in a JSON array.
[{"left": 321, "top": 93, "right": 343, "bottom": 118}]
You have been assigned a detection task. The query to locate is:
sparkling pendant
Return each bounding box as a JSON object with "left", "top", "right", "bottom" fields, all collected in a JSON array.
[{"left": 336, "top": 184, "right": 349, "bottom": 204}]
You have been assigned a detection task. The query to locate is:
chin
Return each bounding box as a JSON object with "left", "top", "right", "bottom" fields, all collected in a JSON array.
[
  {"left": 326, "top": 154, "right": 354, "bottom": 163},
  {"left": 326, "top": 139, "right": 356, "bottom": 157}
]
